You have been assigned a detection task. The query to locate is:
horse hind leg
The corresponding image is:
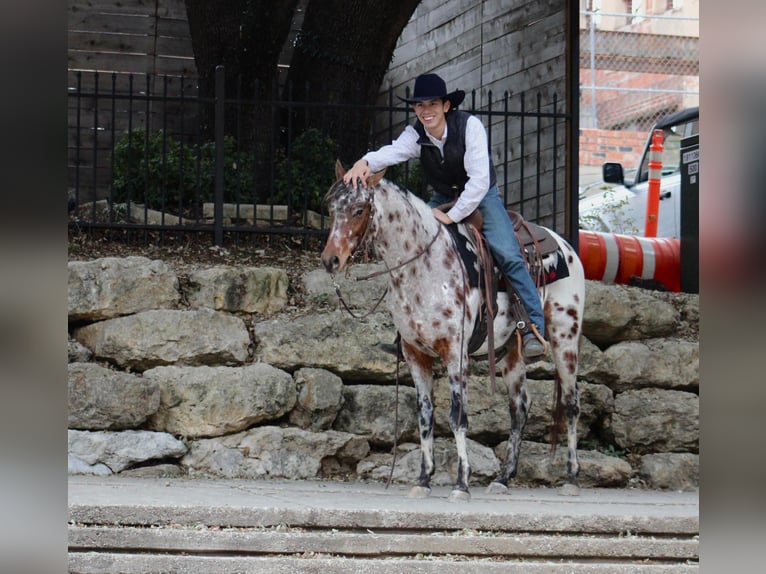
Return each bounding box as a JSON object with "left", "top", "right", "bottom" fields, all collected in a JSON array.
[
  {"left": 487, "top": 348, "right": 529, "bottom": 495},
  {"left": 548, "top": 314, "right": 582, "bottom": 496},
  {"left": 553, "top": 369, "right": 581, "bottom": 496}
]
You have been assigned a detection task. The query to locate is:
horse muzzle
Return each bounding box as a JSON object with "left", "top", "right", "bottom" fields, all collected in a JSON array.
[
  {"left": 321, "top": 245, "right": 348, "bottom": 274},
  {"left": 321, "top": 252, "right": 340, "bottom": 273}
]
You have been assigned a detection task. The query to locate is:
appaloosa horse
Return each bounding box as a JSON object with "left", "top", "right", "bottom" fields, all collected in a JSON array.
[{"left": 321, "top": 165, "right": 586, "bottom": 502}]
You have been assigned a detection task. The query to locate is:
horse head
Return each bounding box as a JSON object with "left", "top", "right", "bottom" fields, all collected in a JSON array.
[{"left": 321, "top": 160, "right": 386, "bottom": 274}]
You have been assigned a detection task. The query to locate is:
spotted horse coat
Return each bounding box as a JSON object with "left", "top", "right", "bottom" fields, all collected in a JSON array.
[{"left": 321, "top": 164, "right": 586, "bottom": 503}]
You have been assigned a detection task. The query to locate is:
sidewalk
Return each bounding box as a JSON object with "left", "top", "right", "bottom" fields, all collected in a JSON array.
[
  {"left": 69, "top": 475, "right": 699, "bottom": 534},
  {"left": 69, "top": 476, "right": 699, "bottom": 573}
]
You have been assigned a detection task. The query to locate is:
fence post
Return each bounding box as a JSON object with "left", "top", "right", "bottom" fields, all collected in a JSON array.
[{"left": 214, "top": 65, "right": 225, "bottom": 246}]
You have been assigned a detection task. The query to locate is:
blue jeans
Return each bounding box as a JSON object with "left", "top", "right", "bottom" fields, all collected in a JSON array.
[{"left": 430, "top": 185, "right": 545, "bottom": 334}]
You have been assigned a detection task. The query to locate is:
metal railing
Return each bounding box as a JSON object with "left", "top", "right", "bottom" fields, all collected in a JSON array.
[{"left": 68, "top": 65, "right": 573, "bottom": 247}]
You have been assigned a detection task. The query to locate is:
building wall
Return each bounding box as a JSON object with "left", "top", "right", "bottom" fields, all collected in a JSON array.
[
  {"left": 68, "top": 0, "right": 195, "bottom": 77},
  {"left": 377, "top": 0, "right": 572, "bottom": 228},
  {"left": 579, "top": 128, "right": 645, "bottom": 167},
  {"left": 578, "top": 0, "right": 699, "bottom": 130}
]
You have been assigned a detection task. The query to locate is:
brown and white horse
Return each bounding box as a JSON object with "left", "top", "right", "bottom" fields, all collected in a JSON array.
[{"left": 321, "top": 165, "right": 586, "bottom": 502}]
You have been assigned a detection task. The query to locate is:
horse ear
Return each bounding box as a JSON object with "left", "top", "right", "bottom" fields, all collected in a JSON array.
[
  {"left": 335, "top": 159, "right": 346, "bottom": 180},
  {"left": 368, "top": 168, "right": 386, "bottom": 187}
]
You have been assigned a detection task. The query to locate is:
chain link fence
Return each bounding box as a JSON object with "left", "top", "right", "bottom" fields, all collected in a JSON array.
[{"left": 579, "top": 8, "right": 699, "bottom": 132}]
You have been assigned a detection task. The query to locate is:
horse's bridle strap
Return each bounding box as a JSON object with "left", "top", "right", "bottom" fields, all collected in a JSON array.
[{"left": 354, "top": 228, "right": 441, "bottom": 282}]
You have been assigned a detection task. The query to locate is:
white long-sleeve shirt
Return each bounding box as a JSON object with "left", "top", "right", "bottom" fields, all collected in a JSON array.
[{"left": 362, "top": 115, "right": 491, "bottom": 224}]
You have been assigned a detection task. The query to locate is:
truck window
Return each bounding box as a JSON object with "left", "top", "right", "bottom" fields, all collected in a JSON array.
[{"left": 636, "top": 118, "right": 699, "bottom": 184}]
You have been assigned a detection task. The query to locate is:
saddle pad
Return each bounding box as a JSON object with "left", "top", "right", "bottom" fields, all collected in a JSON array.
[
  {"left": 444, "top": 223, "right": 493, "bottom": 355},
  {"left": 446, "top": 221, "right": 571, "bottom": 287},
  {"left": 541, "top": 247, "right": 571, "bottom": 284},
  {"left": 444, "top": 223, "right": 481, "bottom": 288}
]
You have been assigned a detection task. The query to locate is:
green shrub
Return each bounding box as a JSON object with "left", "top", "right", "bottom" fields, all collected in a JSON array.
[
  {"left": 274, "top": 128, "right": 338, "bottom": 214},
  {"left": 113, "top": 129, "right": 257, "bottom": 213},
  {"left": 196, "top": 136, "right": 256, "bottom": 205},
  {"left": 113, "top": 127, "right": 340, "bottom": 217},
  {"left": 112, "top": 129, "right": 199, "bottom": 211}
]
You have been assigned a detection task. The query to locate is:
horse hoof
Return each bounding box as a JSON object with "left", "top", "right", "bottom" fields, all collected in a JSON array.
[
  {"left": 448, "top": 489, "right": 471, "bottom": 503},
  {"left": 559, "top": 483, "right": 580, "bottom": 497},
  {"left": 408, "top": 486, "right": 431, "bottom": 499},
  {"left": 486, "top": 482, "right": 509, "bottom": 495}
]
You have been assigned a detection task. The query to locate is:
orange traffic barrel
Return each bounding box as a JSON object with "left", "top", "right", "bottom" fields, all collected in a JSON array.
[{"left": 578, "top": 230, "right": 680, "bottom": 291}]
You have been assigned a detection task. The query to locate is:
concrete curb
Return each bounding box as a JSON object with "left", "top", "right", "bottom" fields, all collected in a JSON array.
[{"left": 68, "top": 476, "right": 699, "bottom": 573}]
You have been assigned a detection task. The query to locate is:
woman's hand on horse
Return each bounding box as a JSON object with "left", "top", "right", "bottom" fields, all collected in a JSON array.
[
  {"left": 344, "top": 159, "right": 371, "bottom": 189},
  {"left": 432, "top": 208, "right": 454, "bottom": 225}
]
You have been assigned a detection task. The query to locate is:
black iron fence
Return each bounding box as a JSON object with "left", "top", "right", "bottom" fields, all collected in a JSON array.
[{"left": 68, "top": 65, "right": 573, "bottom": 247}]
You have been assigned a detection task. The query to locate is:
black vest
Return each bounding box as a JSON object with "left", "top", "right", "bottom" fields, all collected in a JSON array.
[{"left": 414, "top": 110, "right": 496, "bottom": 198}]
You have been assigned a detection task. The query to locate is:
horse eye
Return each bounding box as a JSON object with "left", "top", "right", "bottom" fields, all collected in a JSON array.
[{"left": 352, "top": 207, "right": 365, "bottom": 218}]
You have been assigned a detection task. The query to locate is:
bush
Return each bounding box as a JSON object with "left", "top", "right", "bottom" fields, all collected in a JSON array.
[
  {"left": 113, "top": 128, "right": 340, "bottom": 217},
  {"left": 113, "top": 130, "right": 257, "bottom": 214},
  {"left": 196, "top": 137, "right": 256, "bottom": 206},
  {"left": 112, "top": 129, "right": 199, "bottom": 211},
  {"left": 274, "top": 128, "right": 338, "bottom": 214}
]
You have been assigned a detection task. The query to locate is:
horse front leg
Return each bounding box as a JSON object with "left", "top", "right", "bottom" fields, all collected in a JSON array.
[
  {"left": 402, "top": 342, "right": 436, "bottom": 499},
  {"left": 488, "top": 349, "right": 529, "bottom": 495},
  {"left": 445, "top": 358, "right": 471, "bottom": 503}
]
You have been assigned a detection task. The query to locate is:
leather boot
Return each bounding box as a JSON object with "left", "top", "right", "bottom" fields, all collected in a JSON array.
[{"left": 522, "top": 332, "right": 545, "bottom": 359}]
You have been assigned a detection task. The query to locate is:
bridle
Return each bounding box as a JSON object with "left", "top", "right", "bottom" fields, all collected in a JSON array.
[{"left": 329, "top": 188, "right": 441, "bottom": 316}]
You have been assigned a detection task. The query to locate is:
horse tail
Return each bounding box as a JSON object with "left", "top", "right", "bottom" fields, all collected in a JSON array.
[{"left": 549, "top": 372, "right": 566, "bottom": 455}]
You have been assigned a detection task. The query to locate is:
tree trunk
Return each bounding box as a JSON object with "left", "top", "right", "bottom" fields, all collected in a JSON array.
[
  {"left": 185, "top": 0, "right": 298, "bottom": 198},
  {"left": 284, "top": 0, "right": 421, "bottom": 163}
]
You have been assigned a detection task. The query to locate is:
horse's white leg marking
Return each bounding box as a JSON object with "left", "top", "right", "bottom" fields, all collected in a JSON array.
[
  {"left": 487, "top": 345, "right": 528, "bottom": 494},
  {"left": 403, "top": 343, "right": 436, "bottom": 498},
  {"left": 544, "top": 259, "right": 585, "bottom": 495},
  {"left": 444, "top": 353, "right": 471, "bottom": 501},
  {"left": 448, "top": 426, "right": 471, "bottom": 503}
]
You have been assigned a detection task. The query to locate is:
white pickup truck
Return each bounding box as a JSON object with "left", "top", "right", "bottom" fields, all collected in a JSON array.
[{"left": 578, "top": 107, "right": 699, "bottom": 239}]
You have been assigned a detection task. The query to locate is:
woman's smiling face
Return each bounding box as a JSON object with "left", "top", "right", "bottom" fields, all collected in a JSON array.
[{"left": 413, "top": 98, "right": 451, "bottom": 138}]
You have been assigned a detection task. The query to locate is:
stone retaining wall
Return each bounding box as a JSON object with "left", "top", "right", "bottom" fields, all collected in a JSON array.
[{"left": 68, "top": 257, "right": 699, "bottom": 491}]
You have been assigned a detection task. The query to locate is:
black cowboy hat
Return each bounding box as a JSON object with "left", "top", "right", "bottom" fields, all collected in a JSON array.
[{"left": 398, "top": 73, "right": 465, "bottom": 109}]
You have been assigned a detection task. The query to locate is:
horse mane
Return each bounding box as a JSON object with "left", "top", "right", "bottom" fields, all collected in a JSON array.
[
  {"left": 325, "top": 176, "right": 432, "bottom": 222},
  {"left": 323, "top": 179, "right": 351, "bottom": 207}
]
